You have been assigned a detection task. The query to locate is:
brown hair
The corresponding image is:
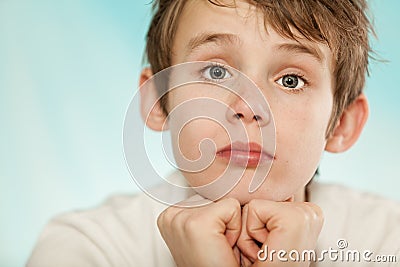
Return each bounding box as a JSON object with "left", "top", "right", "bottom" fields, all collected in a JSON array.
[{"left": 145, "top": 0, "right": 374, "bottom": 136}]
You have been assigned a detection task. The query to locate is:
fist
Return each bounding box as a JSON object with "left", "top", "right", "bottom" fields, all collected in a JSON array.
[
  {"left": 237, "top": 200, "right": 324, "bottom": 267},
  {"left": 157, "top": 195, "right": 242, "bottom": 267}
]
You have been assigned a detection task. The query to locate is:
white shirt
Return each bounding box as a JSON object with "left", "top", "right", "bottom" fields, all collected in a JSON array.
[{"left": 27, "top": 175, "right": 400, "bottom": 267}]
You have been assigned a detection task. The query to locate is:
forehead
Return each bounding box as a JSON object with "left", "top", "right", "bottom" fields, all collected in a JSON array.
[{"left": 171, "top": 0, "right": 332, "bottom": 66}]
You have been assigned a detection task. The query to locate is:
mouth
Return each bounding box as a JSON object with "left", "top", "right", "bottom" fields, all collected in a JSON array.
[{"left": 216, "top": 141, "right": 274, "bottom": 168}]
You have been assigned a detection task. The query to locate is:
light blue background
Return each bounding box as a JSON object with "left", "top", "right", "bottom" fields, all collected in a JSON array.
[{"left": 1, "top": 1, "right": 399, "bottom": 266}]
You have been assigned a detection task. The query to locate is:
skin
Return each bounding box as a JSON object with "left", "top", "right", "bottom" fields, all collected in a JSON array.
[{"left": 140, "top": 0, "right": 369, "bottom": 266}]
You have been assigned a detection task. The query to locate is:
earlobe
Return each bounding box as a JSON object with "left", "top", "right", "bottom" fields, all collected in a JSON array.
[
  {"left": 139, "top": 68, "right": 169, "bottom": 131},
  {"left": 325, "top": 93, "right": 369, "bottom": 153}
]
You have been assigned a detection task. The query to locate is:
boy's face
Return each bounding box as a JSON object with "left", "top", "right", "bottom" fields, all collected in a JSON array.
[{"left": 159, "top": 0, "right": 334, "bottom": 204}]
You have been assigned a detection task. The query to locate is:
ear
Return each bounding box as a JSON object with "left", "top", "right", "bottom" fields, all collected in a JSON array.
[
  {"left": 325, "top": 93, "right": 369, "bottom": 153},
  {"left": 139, "top": 67, "right": 168, "bottom": 131}
]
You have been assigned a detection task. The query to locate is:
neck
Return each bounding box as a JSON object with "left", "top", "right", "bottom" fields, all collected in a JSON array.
[{"left": 293, "top": 186, "right": 307, "bottom": 202}]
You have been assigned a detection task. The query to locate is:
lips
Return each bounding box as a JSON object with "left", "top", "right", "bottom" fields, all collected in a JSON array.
[{"left": 216, "top": 141, "right": 274, "bottom": 167}]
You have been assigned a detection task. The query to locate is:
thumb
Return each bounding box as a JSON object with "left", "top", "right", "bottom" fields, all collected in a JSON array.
[
  {"left": 214, "top": 198, "right": 242, "bottom": 247},
  {"left": 237, "top": 205, "right": 262, "bottom": 262}
]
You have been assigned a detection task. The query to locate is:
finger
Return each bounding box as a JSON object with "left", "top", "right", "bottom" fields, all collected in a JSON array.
[
  {"left": 160, "top": 194, "right": 206, "bottom": 226},
  {"left": 157, "top": 204, "right": 184, "bottom": 229},
  {"left": 247, "top": 200, "right": 324, "bottom": 251},
  {"left": 246, "top": 200, "right": 274, "bottom": 244},
  {"left": 156, "top": 205, "right": 189, "bottom": 243},
  {"left": 159, "top": 194, "right": 209, "bottom": 234},
  {"left": 304, "top": 202, "right": 324, "bottom": 222},
  {"left": 233, "top": 245, "right": 241, "bottom": 265},
  {"left": 302, "top": 202, "right": 325, "bottom": 233},
  {"left": 237, "top": 205, "right": 260, "bottom": 262},
  {"left": 207, "top": 198, "right": 242, "bottom": 246},
  {"left": 285, "top": 195, "right": 294, "bottom": 202},
  {"left": 240, "top": 253, "right": 253, "bottom": 267},
  {"left": 169, "top": 196, "right": 241, "bottom": 246}
]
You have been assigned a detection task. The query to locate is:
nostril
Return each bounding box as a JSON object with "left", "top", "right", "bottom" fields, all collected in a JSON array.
[
  {"left": 254, "top": 115, "right": 262, "bottom": 121},
  {"left": 234, "top": 113, "right": 244, "bottom": 119}
]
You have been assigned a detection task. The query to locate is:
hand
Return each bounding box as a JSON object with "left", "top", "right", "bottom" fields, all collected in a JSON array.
[
  {"left": 237, "top": 200, "right": 324, "bottom": 267},
  {"left": 157, "top": 195, "right": 242, "bottom": 267}
]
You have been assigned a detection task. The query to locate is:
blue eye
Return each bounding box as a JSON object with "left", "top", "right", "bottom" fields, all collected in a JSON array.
[
  {"left": 276, "top": 74, "right": 305, "bottom": 90},
  {"left": 202, "top": 65, "right": 232, "bottom": 81}
]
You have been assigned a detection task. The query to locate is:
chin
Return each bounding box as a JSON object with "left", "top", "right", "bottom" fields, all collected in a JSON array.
[
  {"left": 220, "top": 187, "right": 274, "bottom": 205},
  {"left": 218, "top": 178, "right": 296, "bottom": 205}
]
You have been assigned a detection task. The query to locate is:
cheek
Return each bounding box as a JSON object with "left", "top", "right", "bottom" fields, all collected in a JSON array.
[
  {"left": 170, "top": 119, "right": 230, "bottom": 189},
  {"left": 267, "top": 92, "right": 333, "bottom": 197},
  {"left": 166, "top": 85, "right": 234, "bottom": 188},
  {"left": 170, "top": 118, "right": 229, "bottom": 173},
  {"left": 175, "top": 119, "right": 220, "bottom": 160},
  {"left": 277, "top": 97, "right": 331, "bottom": 159}
]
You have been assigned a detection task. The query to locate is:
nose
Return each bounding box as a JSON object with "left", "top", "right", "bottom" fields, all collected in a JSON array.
[{"left": 226, "top": 94, "right": 270, "bottom": 127}]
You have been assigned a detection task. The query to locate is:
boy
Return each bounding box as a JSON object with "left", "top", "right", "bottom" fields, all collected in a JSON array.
[{"left": 28, "top": 0, "right": 400, "bottom": 266}]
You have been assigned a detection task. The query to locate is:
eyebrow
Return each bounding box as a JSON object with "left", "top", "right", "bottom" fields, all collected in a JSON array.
[
  {"left": 275, "top": 43, "right": 324, "bottom": 62},
  {"left": 186, "top": 32, "right": 241, "bottom": 57},
  {"left": 185, "top": 32, "right": 324, "bottom": 62}
]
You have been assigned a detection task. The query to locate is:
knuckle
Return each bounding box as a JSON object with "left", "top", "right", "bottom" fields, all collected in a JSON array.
[
  {"left": 247, "top": 198, "right": 260, "bottom": 210},
  {"left": 236, "top": 237, "right": 246, "bottom": 249},
  {"left": 157, "top": 208, "right": 171, "bottom": 227},
  {"left": 303, "top": 201, "right": 320, "bottom": 211},
  {"left": 156, "top": 213, "right": 164, "bottom": 229},
  {"left": 304, "top": 202, "right": 324, "bottom": 221},
  {"left": 247, "top": 227, "right": 258, "bottom": 237},
  {"left": 222, "top": 197, "right": 241, "bottom": 209},
  {"left": 161, "top": 207, "right": 174, "bottom": 223},
  {"left": 157, "top": 210, "right": 171, "bottom": 235},
  {"left": 158, "top": 207, "right": 188, "bottom": 232},
  {"left": 295, "top": 202, "right": 325, "bottom": 229},
  {"left": 170, "top": 212, "right": 185, "bottom": 230}
]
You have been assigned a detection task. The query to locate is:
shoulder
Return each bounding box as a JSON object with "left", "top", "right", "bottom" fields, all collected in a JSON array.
[
  {"left": 309, "top": 181, "right": 400, "bottom": 257},
  {"left": 27, "top": 191, "right": 174, "bottom": 267},
  {"left": 309, "top": 181, "right": 400, "bottom": 214},
  {"left": 309, "top": 181, "right": 400, "bottom": 220},
  {"left": 27, "top": 172, "right": 191, "bottom": 267}
]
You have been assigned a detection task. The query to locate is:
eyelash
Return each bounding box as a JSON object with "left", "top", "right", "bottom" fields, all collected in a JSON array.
[
  {"left": 275, "top": 72, "right": 309, "bottom": 94},
  {"left": 199, "top": 62, "right": 232, "bottom": 83},
  {"left": 199, "top": 63, "right": 309, "bottom": 94}
]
